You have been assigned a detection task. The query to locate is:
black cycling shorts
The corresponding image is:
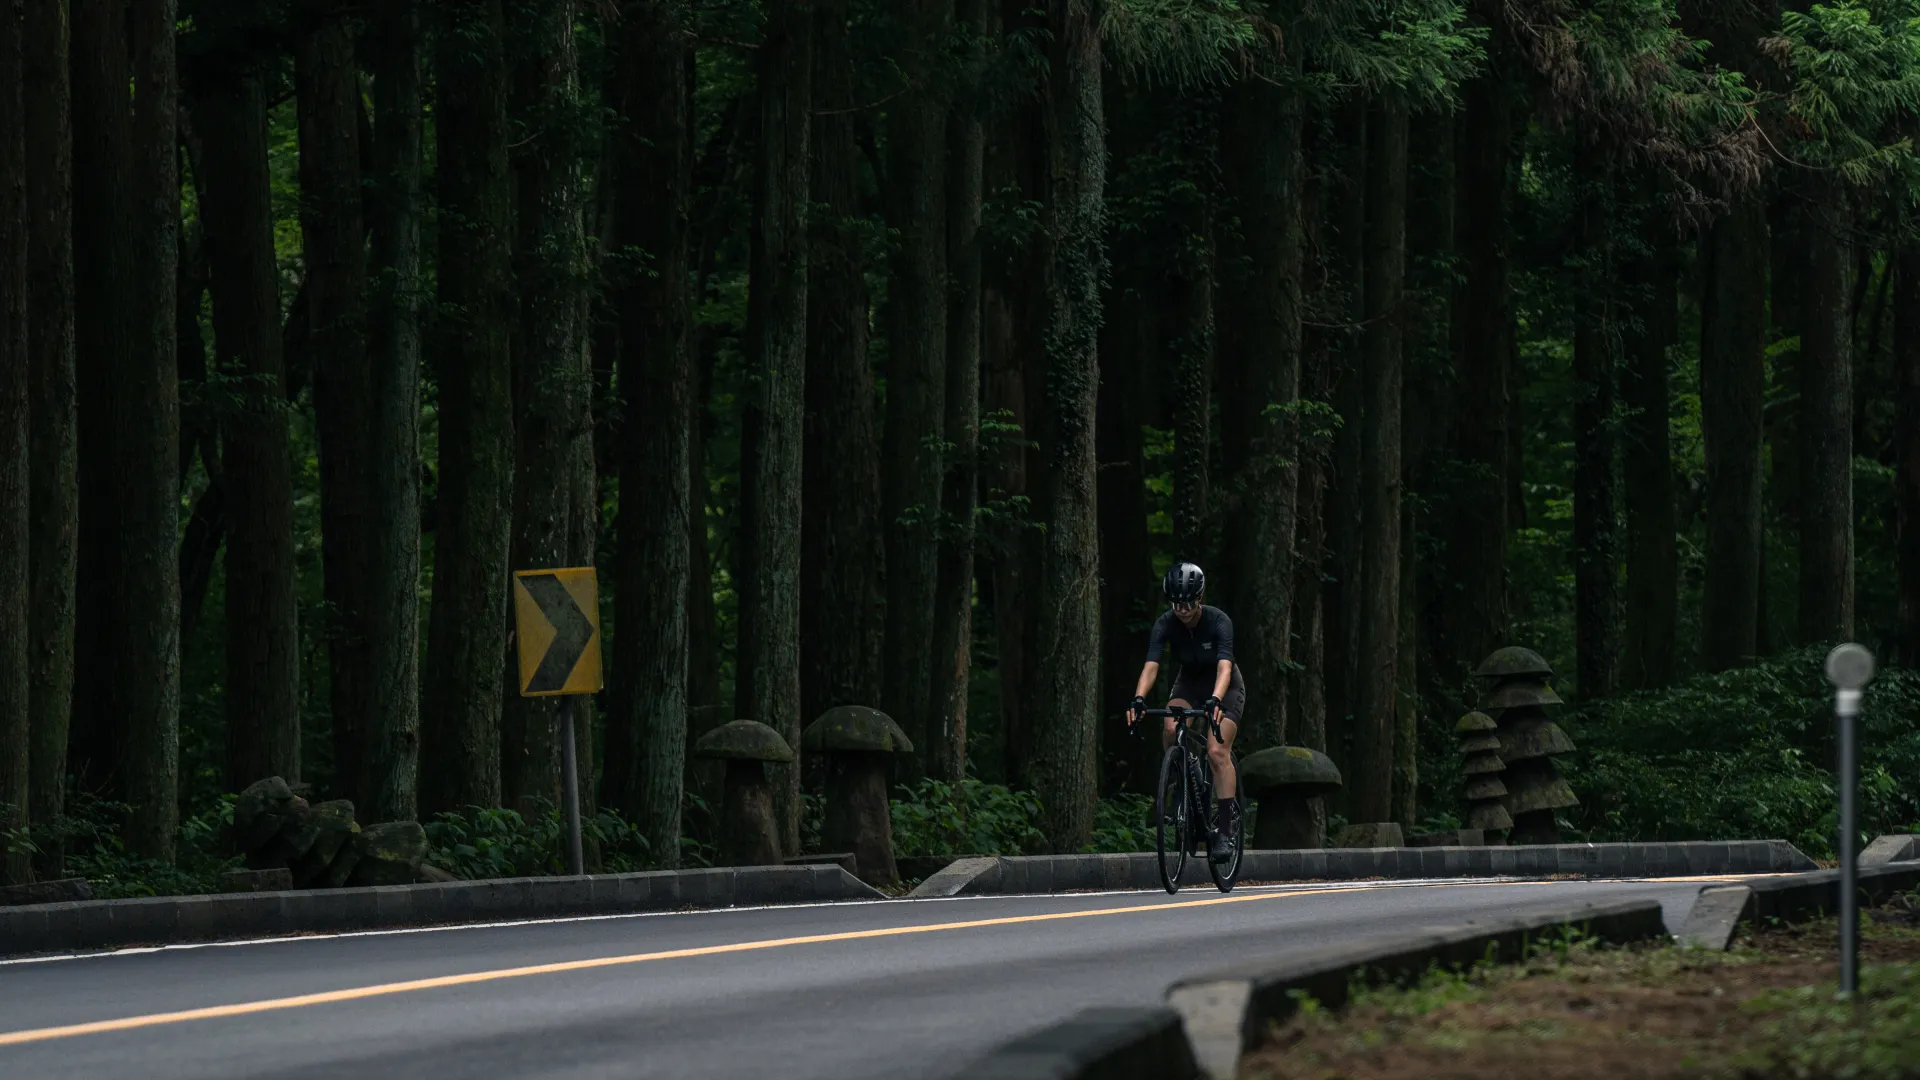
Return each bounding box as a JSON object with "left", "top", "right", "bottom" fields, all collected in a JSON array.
[{"left": 1168, "top": 663, "right": 1245, "bottom": 724}]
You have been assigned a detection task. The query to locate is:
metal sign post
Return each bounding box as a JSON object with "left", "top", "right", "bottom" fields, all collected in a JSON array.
[
  {"left": 1824, "top": 643, "right": 1875, "bottom": 998},
  {"left": 512, "top": 567, "right": 605, "bottom": 878}
]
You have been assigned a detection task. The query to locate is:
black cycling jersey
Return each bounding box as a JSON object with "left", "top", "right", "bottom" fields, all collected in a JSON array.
[{"left": 1146, "top": 605, "right": 1235, "bottom": 687}]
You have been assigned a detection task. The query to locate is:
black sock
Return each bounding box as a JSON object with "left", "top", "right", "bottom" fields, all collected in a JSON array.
[{"left": 1216, "top": 797, "right": 1238, "bottom": 832}]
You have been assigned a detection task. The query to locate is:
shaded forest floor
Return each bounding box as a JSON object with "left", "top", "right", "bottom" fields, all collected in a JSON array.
[{"left": 1240, "top": 894, "right": 1920, "bottom": 1079}]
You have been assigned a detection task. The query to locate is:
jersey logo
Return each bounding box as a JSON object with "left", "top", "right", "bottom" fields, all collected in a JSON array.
[{"left": 1202, "top": 642, "right": 1213, "bottom": 650}]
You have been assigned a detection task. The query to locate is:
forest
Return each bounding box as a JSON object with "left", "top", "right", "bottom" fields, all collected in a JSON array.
[{"left": 2, "top": 0, "right": 1919, "bottom": 892}]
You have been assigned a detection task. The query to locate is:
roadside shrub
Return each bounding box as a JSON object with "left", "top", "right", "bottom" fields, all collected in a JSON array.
[
  {"left": 890, "top": 778, "right": 1047, "bottom": 857},
  {"left": 1560, "top": 648, "right": 1920, "bottom": 856}
]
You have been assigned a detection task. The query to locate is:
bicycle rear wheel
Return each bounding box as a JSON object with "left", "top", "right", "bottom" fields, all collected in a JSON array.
[{"left": 1155, "top": 744, "right": 1189, "bottom": 894}]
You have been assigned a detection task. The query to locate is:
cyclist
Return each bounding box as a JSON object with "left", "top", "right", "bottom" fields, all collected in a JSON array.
[{"left": 1125, "top": 562, "right": 1243, "bottom": 861}]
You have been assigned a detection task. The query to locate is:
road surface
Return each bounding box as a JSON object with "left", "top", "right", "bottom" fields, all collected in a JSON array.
[{"left": 0, "top": 874, "right": 1754, "bottom": 1079}]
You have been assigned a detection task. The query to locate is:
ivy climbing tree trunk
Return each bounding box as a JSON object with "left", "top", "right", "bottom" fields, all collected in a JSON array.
[
  {"left": 1030, "top": 0, "right": 1104, "bottom": 853},
  {"left": 737, "top": 0, "right": 811, "bottom": 852},
  {"left": 610, "top": 0, "right": 693, "bottom": 864},
  {"left": 192, "top": 63, "right": 301, "bottom": 790},
  {"left": 26, "top": 0, "right": 77, "bottom": 879},
  {"left": 1217, "top": 53, "right": 1303, "bottom": 747},
  {"left": 503, "top": 0, "right": 586, "bottom": 816},
  {"left": 423, "top": 0, "right": 515, "bottom": 815},
  {"left": 361, "top": 0, "right": 424, "bottom": 822},
  {"left": 1797, "top": 184, "right": 1854, "bottom": 645},
  {"left": 801, "top": 0, "right": 884, "bottom": 727},
  {"left": 880, "top": 0, "right": 950, "bottom": 780},
  {"left": 1349, "top": 99, "right": 1406, "bottom": 827}
]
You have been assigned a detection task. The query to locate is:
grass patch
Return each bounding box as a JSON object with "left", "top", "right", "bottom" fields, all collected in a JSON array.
[{"left": 1242, "top": 893, "right": 1920, "bottom": 1079}]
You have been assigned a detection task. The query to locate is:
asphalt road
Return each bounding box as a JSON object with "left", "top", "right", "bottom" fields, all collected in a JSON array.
[{"left": 0, "top": 874, "right": 1752, "bottom": 1079}]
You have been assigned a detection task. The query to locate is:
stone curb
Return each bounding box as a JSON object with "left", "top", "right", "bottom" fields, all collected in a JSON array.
[
  {"left": 906, "top": 840, "right": 1813, "bottom": 898},
  {"left": 948, "top": 1006, "right": 1198, "bottom": 1080},
  {"left": 1861, "top": 834, "right": 1920, "bottom": 867},
  {"left": 0, "top": 864, "right": 886, "bottom": 958},
  {"left": 1677, "top": 855, "right": 1920, "bottom": 950}
]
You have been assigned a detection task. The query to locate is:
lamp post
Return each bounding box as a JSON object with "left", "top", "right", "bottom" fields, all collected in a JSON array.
[{"left": 1824, "top": 643, "right": 1875, "bottom": 998}]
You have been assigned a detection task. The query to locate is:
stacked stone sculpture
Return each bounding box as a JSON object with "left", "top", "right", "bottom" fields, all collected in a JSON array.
[
  {"left": 1455, "top": 711, "right": 1511, "bottom": 840},
  {"left": 232, "top": 777, "right": 429, "bottom": 888},
  {"left": 1474, "top": 647, "right": 1579, "bottom": 845}
]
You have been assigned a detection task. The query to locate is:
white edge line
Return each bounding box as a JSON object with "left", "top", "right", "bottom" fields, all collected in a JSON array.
[{"left": 0, "top": 873, "right": 1734, "bottom": 968}]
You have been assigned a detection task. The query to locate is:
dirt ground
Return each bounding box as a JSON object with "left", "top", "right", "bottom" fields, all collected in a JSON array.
[{"left": 1239, "top": 893, "right": 1920, "bottom": 1080}]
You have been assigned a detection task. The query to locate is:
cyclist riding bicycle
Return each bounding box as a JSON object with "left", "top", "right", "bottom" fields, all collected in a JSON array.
[{"left": 1125, "top": 561, "right": 1243, "bottom": 862}]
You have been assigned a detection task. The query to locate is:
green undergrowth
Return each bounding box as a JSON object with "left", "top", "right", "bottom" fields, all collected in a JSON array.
[
  {"left": 887, "top": 778, "right": 1169, "bottom": 858},
  {"left": 1550, "top": 648, "right": 1920, "bottom": 857}
]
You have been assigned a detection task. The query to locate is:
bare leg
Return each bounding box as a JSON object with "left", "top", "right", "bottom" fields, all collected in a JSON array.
[{"left": 1208, "top": 717, "right": 1238, "bottom": 799}]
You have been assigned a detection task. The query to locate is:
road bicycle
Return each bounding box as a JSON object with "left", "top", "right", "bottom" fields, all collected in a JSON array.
[{"left": 1140, "top": 705, "right": 1242, "bottom": 895}]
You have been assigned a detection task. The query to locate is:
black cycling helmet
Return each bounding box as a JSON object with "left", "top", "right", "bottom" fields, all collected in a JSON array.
[{"left": 1163, "top": 562, "right": 1205, "bottom": 604}]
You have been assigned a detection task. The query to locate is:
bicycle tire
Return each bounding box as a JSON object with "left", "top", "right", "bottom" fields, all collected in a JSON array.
[
  {"left": 1207, "top": 809, "right": 1243, "bottom": 892},
  {"left": 1155, "top": 744, "right": 1188, "bottom": 894}
]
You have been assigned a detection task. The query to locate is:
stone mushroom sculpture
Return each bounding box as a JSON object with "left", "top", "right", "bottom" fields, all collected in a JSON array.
[
  {"left": 694, "top": 720, "right": 796, "bottom": 867},
  {"left": 802, "top": 706, "right": 912, "bottom": 886},
  {"left": 1238, "top": 746, "right": 1343, "bottom": 849},
  {"left": 1474, "top": 647, "right": 1579, "bottom": 845},
  {"left": 1455, "top": 712, "right": 1512, "bottom": 840}
]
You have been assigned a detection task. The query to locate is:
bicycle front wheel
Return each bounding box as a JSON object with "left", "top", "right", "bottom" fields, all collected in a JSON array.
[
  {"left": 1155, "top": 744, "right": 1189, "bottom": 894},
  {"left": 1207, "top": 808, "right": 1243, "bottom": 893}
]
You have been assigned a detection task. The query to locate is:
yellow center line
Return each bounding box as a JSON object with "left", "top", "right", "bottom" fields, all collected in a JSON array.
[{"left": 0, "top": 873, "right": 1754, "bottom": 1047}]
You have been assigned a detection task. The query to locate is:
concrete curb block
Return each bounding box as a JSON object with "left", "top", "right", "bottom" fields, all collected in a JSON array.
[
  {"left": 0, "top": 864, "right": 886, "bottom": 957},
  {"left": 1677, "top": 885, "right": 1752, "bottom": 949},
  {"left": 909, "top": 857, "right": 1001, "bottom": 898},
  {"left": 1163, "top": 897, "right": 1668, "bottom": 1080},
  {"left": 1861, "top": 834, "right": 1920, "bottom": 867},
  {"left": 915, "top": 841, "right": 1813, "bottom": 897},
  {"left": 949, "top": 1007, "right": 1198, "bottom": 1080}
]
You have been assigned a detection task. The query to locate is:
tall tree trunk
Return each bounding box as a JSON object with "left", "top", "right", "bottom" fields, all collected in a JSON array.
[
  {"left": 1797, "top": 184, "right": 1853, "bottom": 644},
  {"left": 1217, "top": 60, "right": 1303, "bottom": 747},
  {"left": 1320, "top": 103, "right": 1366, "bottom": 786},
  {"left": 1897, "top": 245, "right": 1920, "bottom": 666},
  {"left": 1573, "top": 152, "right": 1618, "bottom": 699},
  {"left": 1030, "top": 0, "right": 1104, "bottom": 852},
  {"left": 1096, "top": 287, "right": 1152, "bottom": 793},
  {"left": 737, "top": 0, "right": 811, "bottom": 851},
  {"left": 69, "top": 0, "right": 129, "bottom": 800},
  {"left": 1620, "top": 224, "right": 1679, "bottom": 690},
  {"left": 1168, "top": 101, "right": 1213, "bottom": 569},
  {"left": 983, "top": 72, "right": 1044, "bottom": 789},
  {"left": 1349, "top": 100, "right": 1407, "bottom": 826},
  {"left": 86, "top": 0, "right": 180, "bottom": 860},
  {"left": 880, "top": 0, "right": 951, "bottom": 780},
  {"left": 191, "top": 64, "right": 301, "bottom": 790},
  {"left": 1393, "top": 500, "right": 1417, "bottom": 829},
  {"left": 1699, "top": 198, "right": 1768, "bottom": 670},
  {"left": 26, "top": 0, "right": 77, "bottom": 879},
  {"left": 422, "top": 0, "right": 515, "bottom": 814},
  {"left": 361, "top": 0, "right": 424, "bottom": 821},
  {"left": 1442, "top": 69, "right": 1514, "bottom": 681},
  {"left": 297, "top": 5, "right": 374, "bottom": 804},
  {"left": 1292, "top": 152, "right": 1334, "bottom": 841},
  {"left": 801, "top": 0, "right": 884, "bottom": 726},
  {"left": 609, "top": 0, "right": 692, "bottom": 864},
  {"left": 502, "top": 0, "right": 586, "bottom": 816},
  {"left": 929, "top": 7, "right": 987, "bottom": 783},
  {"left": 0, "top": 0, "right": 30, "bottom": 884}
]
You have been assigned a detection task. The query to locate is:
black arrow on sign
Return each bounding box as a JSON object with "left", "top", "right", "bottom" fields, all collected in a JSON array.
[{"left": 521, "top": 573, "right": 595, "bottom": 693}]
